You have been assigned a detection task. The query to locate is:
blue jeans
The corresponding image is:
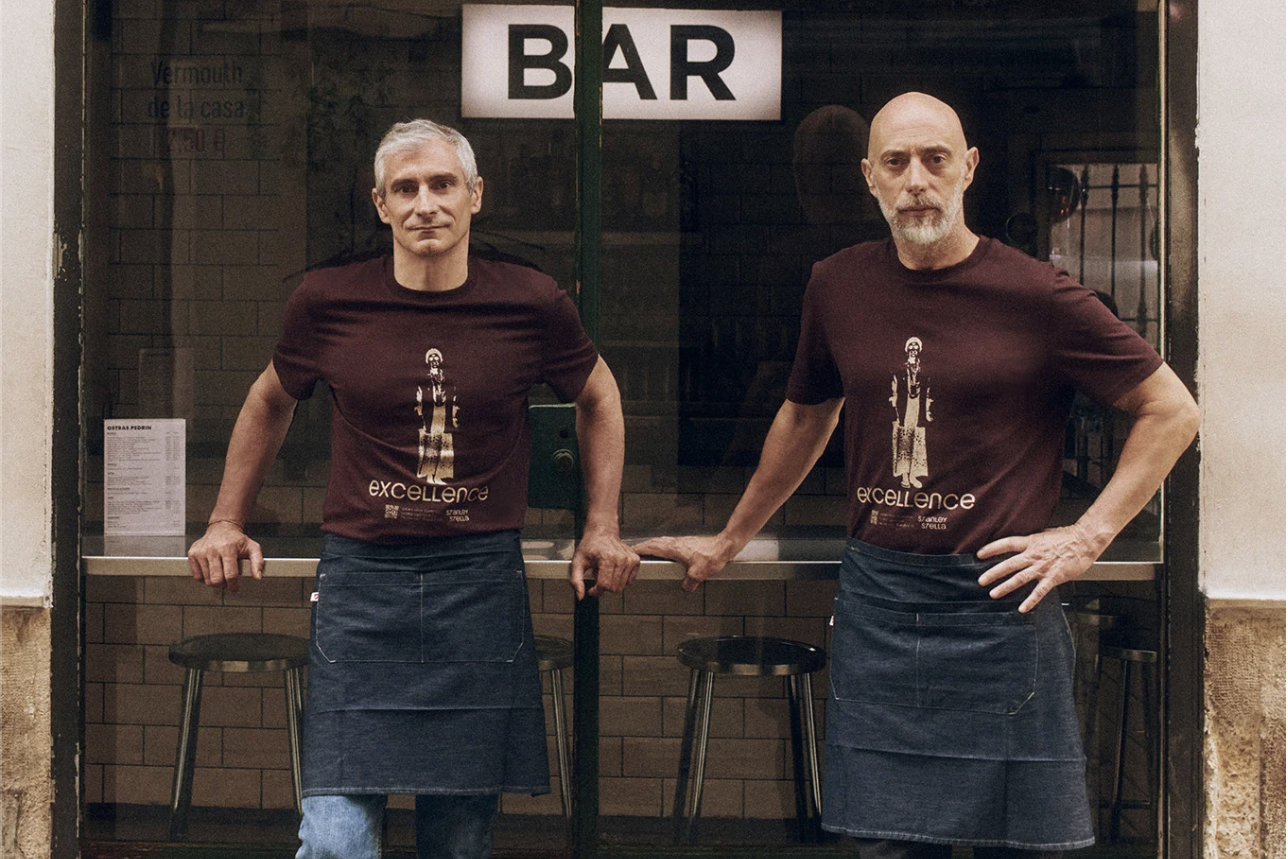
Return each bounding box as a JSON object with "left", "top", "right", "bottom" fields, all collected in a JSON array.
[{"left": 296, "top": 794, "right": 500, "bottom": 859}]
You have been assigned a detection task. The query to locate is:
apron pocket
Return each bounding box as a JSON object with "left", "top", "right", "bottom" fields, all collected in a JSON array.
[
  {"left": 830, "top": 594, "right": 919, "bottom": 706},
  {"left": 915, "top": 608, "right": 1037, "bottom": 715},
  {"left": 315, "top": 569, "right": 421, "bottom": 663},
  {"left": 830, "top": 593, "right": 1037, "bottom": 715},
  {"left": 422, "top": 570, "right": 526, "bottom": 663},
  {"left": 314, "top": 567, "right": 527, "bottom": 664}
]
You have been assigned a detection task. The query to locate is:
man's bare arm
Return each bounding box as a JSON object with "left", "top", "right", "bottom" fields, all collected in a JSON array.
[
  {"left": 978, "top": 363, "right": 1200, "bottom": 611},
  {"left": 636, "top": 397, "right": 844, "bottom": 592},
  {"left": 187, "top": 362, "right": 298, "bottom": 592},
  {"left": 569, "top": 357, "right": 640, "bottom": 600}
]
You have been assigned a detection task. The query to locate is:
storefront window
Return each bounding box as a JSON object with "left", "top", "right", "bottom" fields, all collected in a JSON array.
[{"left": 83, "top": 0, "right": 1164, "bottom": 851}]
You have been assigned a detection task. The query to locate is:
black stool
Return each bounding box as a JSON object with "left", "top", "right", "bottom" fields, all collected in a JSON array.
[
  {"left": 1066, "top": 607, "right": 1121, "bottom": 818},
  {"left": 1101, "top": 639, "right": 1158, "bottom": 842},
  {"left": 167, "top": 633, "right": 309, "bottom": 839},
  {"left": 534, "top": 635, "right": 574, "bottom": 818},
  {"left": 671, "top": 636, "right": 826, "bottom": 844}
]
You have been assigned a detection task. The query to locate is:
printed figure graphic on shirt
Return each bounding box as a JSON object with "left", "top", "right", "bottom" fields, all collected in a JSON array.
[
  {"left": 890, "top": 336, "right": 933, "bottom": 489},
  {"left": 415, "top": 348, "right": 458, "bottom": 485}
]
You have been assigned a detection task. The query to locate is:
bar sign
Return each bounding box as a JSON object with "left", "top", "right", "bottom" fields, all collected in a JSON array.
[{"left": 462, "top": 5, "right": 782, "bottom": 120}]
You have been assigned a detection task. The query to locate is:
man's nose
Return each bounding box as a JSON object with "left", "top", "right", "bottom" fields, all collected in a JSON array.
[
  {"left": 905, "top": 158, "right": 928, "bottom": 192},
  {"left": 414, "top": 185, "right": 437, "bottom": 214}
]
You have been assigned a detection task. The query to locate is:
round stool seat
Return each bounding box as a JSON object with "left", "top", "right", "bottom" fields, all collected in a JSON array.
[
  {"left": 534, "top": 634, "right": 574, "bottom": 672},
  {"left": 1067, "top": 610, "right": 1120, "bottom": 632},
  {"left": 677, "top": 636, "right": 826, "bottom": 677},
  {"left": 1101, "top": 642, "right": 1158, "bottom": 664},
  {"left": 169, "top": 633, "right": 309, "bottom": 674}
]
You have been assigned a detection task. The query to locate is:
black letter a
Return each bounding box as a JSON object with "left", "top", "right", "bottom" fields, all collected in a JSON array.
[
  {"left": 602, "top": 24, "right": 657, "bottom": 100},
  {"left": 509, "top": 24, "right": 572, "bottom": 99}
]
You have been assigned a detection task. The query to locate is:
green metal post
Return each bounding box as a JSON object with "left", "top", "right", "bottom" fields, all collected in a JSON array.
[{"left": 572, "top": 2, "right": 603, "bottom": 858}]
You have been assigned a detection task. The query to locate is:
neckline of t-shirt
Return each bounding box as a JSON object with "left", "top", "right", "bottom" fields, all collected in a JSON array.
[
  {"left": 885, "top": 236, "right": 992, "bottom": 283},
  {"left": 381, "top": 254, "right": 479, "bottom": 301}
]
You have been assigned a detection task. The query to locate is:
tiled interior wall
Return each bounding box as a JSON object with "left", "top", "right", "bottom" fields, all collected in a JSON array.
[{"left": 84, "top": 0, "right": 1157, "bottom": 821}]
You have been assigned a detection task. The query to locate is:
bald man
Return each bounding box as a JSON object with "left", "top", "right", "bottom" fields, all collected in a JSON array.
[{"left": 638, "top": 93, "right": 1197, "bottom": 857}]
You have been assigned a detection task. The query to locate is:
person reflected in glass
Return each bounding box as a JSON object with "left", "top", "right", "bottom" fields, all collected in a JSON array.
[
  {"left": 637, "top": 93, "right": 1198, "bottom": 859},
  {"left": 187, "top": 119, "right": 639, "bottom": 859}
]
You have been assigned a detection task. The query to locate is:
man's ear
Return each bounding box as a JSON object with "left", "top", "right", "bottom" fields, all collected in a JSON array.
[
  {"left": 962, "top": 147, "right": 980, "bottom": 188},
  {"left": 372, "top": 187, "right": 392, "bottom": 225},
  {"left": 860, "top": 159, "right": 877, "bottom": 196},
  {"left": 470, "top": 177, "right": 484, "bottom": 214}
]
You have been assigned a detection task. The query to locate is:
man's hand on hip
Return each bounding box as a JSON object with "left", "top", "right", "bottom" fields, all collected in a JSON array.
[
  {"left": 187, "top": 521, "right": 265, "bottom": 594},
  {"left": 570, "top": 526, "right": 640, "bottom": 600},
  {"left": 976, "top": 525, "right": 1102, "bottom": 613}
]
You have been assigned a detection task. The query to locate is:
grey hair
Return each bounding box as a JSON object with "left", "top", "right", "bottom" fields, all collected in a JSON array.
[{"left": 373, "top": 119, "right": 479, "bottom": 197}]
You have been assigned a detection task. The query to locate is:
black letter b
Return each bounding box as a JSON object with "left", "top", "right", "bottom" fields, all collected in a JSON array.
[{"left": 509, "top": 25, "right": 572, "bottom": 99}]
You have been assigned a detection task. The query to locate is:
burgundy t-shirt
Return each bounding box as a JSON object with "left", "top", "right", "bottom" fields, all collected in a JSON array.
[
  {"left": 273, "top": 255, "right": 598, "bottom": 543},
  {"left": 786, "top": 238, "right": 1163, "bottom": 554}
]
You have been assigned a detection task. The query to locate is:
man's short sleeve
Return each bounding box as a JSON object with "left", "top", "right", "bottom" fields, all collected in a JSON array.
[
  {"left": 1048, "top": 272, "right": 1163, "bottom": 407},
  {"left": 786, "top": 268, "right": 843, "bottom": 405},
  {"left": 272, "top": 280, "right": 322, "bottom": 401},
  {"left": 540, "top": 288, "right": 600, "bottom": 402}
]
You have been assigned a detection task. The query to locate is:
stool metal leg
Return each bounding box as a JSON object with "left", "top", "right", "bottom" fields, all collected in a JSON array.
[
  {"left": 550, "top": 667, "right": 573, "bottom": 819},
  {"left": 284, "top": 666, "right": 305, "bottom": 817},
  {"left": 801, "top": 673, "right": 822, "bottom": 827},
  {"left": 169, "top": 666, "right": 204, "bottom": 840},
  {"left": 672, "top": 669, "right": 702, "bottom": 843},
  {"left": 786, "top": 675, "right": 810, "bottom": 842},
  {"left": 672, "top": 669, "right": 715, "bottom": 844},
  {"left": 686, "top": 670, "right": 716, "bottom": 840},
  {"left": 1142, "top": 660, "right": 1157, "bottom": 843},
  {"left": 1110, "top": 660, "right": 1132, "bottom": 841}
]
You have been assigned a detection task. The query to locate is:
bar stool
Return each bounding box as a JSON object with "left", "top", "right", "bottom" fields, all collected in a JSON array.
[
  {"left": 534, "top": 634, "right": 574, "bottom": 818},
  {"left": 671, "top": 636, "right": 826, "bottom": 844},
  {"left": 167, "top": 633, "right": 309, "bottom": 839},
  {"left": 1065, "top": 606, "right": 1122, "bottom": 840},
  {"left": 1101, "top": 639, "right": 1158, "bottom": 842}
]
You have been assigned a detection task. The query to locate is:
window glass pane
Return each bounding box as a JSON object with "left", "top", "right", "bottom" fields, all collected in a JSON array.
[
  {"left": 82, "top": 0, "right": 1164, "bottom": 851},
  {"left": 600, "top": 2, "right": 1162, "bottom": 848}
]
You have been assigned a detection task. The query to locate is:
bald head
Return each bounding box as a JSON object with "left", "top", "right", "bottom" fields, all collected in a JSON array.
[
  {"left": 867, "top": 92, "right": 968, "bottom": 162},
  {"left": 861, "top": 92, "right": 979, "bottom": 264}
]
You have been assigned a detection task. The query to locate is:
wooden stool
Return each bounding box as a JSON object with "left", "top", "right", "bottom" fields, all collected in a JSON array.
[
  {"left": 671, "top": 636, "right": 826, "bottom": 844},
  {"left": 167, "top": 633, "right": 309, "bottom": 839},
  {"left": 534, "top": 635, "right": 574, "bottom": 818}
]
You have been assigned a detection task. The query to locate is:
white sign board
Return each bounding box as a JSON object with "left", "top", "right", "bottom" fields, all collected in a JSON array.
[
  {"left": 462, "top": 5, "right": 781, "bottom": 120},
  {"left": 104, "top": 419, "right": 186, "bottom": 536}
]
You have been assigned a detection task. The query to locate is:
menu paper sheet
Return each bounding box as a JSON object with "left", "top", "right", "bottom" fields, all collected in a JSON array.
[{"left": 104, "top": 419, "right": 186, "bottom": 536}]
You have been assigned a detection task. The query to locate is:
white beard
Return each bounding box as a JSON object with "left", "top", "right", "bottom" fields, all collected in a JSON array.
[{"left": 878, "top": 171, "right": 967, "bottom": 247}]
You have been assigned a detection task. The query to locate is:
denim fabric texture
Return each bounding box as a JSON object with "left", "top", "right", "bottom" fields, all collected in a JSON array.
[
  {"left": 823, "top": 539, "right": 1093, "bottom": 850},
  {"left": 302, "top": 531, "right": 550, "bottom": 796},
  {"left": 855, "top": 838, "right": 1065, "bottom": 859},
  {"left": 295, "top": 793, "right": 499, "bottom": 859}
]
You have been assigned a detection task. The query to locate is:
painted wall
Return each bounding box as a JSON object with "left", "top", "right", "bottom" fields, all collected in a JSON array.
[
  {"left": 1196, "top": 0, "right": 1287, "bottom": 602},
  {"left": 0, "top": 0, "right": 57, "bottom": 855},
  {"left": 0, "top": 0, "right": 56, "bottom": 606}
]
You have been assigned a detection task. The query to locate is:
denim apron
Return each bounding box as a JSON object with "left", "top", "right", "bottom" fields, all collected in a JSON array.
[
  {"left": 823, "top": 539, "right": 1093, "bottom": 850},
  {"left": 301, "top": 531, "right": 549, "bottom": 797}
]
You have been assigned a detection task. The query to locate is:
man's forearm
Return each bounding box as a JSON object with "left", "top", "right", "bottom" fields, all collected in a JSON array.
[
  {"left": 719, "top": 398, "right": 843, "bottom": 552},
  {"left": 1074, "top": 367, "right": 1200, "bottom": 553},
  {"left": 573, "top": 359, "right": 627, "bottom": 536},
  {"left": 208, "top": 368, "right": 298, "bottom": 526},
  {"left": 575, "top": 387, "right": 626, "bottom": 536}
]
